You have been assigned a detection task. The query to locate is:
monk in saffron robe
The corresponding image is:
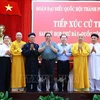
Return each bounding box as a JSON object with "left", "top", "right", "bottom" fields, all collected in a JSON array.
[
  {"left": 10, "top": 32, "right": 26, "bottom": 91},
  {"left": 71, "top": 34, "right": 90, "bottom": 91}
]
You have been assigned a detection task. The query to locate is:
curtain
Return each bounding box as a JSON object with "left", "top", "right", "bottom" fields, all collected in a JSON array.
[{"left": 0, "top": 0, "right": 31, "bottom": 42}]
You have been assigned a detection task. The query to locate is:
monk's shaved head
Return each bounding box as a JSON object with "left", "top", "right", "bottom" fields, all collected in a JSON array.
[
  {"left": 16, "top": 32, "right": 22, "bottom": 41},
  {"left": 78, "top": 34, "right": 84, "bottom": 43}
]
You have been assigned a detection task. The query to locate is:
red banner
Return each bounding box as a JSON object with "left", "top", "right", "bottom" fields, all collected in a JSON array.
[{"left": 32, "top": 1, "right": 100, "bottom": 44}]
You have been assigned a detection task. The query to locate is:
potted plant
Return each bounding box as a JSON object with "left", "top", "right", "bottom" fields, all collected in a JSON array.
[
  {"left": 93, "top": 94, "right": 100, "bottom": 100},
  {"left": 38, "top": 92, "right": 69, "bottom": 100},
  {"left": 0, "top": 91, "right": 12, "bottom": 100}
]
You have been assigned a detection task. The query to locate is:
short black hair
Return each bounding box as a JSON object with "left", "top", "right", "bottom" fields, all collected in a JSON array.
[
  {"left": 60, "top": 34, "right": 67, "bottom": 39},
  {"left": 3, "top": 35, "right": 10, "bottom": 40},
  {"left": 28, "top": 32, "right": 36, "bottom": 37},
  {"left": 45, "top": 32, "right": 52, "bottom": 37},
  {"left": 91, "top": 33, "right": 99, "bottom": 38}
]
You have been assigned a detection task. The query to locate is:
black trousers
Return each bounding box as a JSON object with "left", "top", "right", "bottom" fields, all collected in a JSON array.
[
  {"left": 0, "top": 57, "right": 11, "bottom": 92},
  {"left": 25, "top": 60, "right": 38, "bottom": 92},
  {"left": 26, "top": 74, "right": 38, "bottom": 92},
  {"left": 57, "top": 60, "right": 70, "bottom": 91},
  {"left": 40, "top": 59, "right": 55, "bottom": 91}
]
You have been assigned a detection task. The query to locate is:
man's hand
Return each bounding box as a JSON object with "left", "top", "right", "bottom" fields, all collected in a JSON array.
[
  {"left": 45, "top": 41, "right": 58, "bottom": 53},
  {"left": 63, "top": 50, "right": 66, "bottom": 54},
  {"left": 78, "top": 44, "right": 82, "bottom": 50},
  {"left": 30, "top": 44, "right": 34, "bottom": 50},
  {"left": 46, "top": 41, "right": 50, "bottom": 46},
  {"left": 91, "top": 46, "right": 96, "bottom": 53},
  {"left": 6, "top": 50, "right": 10, "bottom": 55}
]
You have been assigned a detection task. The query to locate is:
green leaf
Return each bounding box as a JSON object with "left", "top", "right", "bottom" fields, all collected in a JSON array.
[
  {"left": 0, "top": 92, "right": 4, "bottom": 99},
  {"left": 55, "top": 96, "right": 59, "bottom": 100},
  {"left": 45, "top": 95, "right": 51, "bottom": 100},
  {"left": 50, "top": 92, "right": 55, "bottom": 98},
  {"left": 38, "top": 96, "right": 45, "bottom": 100},
  {"left": 56, "top": 96, "right": 64, "bottom": 100},
  {"left": 51, "top": 98, "right": 55, "bottom": 100},
  {"left": 8, "top": 97, "right": 13, "bottom": 100},
  {"left": 3, "top": 91, "right": 9, "bottom": 100},
  {"left": 93, "top": 94, "right": 100, "bottom": 100},
  {"left": 38, "top": 92, "right": 69, "bottom": 100},
  {"left": 97, "top": 95, "right": 100, "bottom": 99},
  {"left": 65, "top": 98, "right": 69, "bottom": 100}
]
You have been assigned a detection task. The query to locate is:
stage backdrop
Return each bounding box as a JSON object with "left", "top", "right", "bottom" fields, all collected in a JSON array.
[{"left": 32, "top": 1, "right": 100, "bottom": 44}]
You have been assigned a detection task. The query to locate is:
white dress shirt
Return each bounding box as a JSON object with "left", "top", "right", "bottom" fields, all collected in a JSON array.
[
  {"left": 57, "top": 43, "right": 72, "bottom": 61},
  {"left": 0, "top": 43, "right": 10, "bottom": 57}
]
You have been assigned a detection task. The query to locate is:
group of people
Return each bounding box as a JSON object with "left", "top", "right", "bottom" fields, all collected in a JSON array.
[{"left": 0, "top": 25, "right": 100, "bottom": 92}]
